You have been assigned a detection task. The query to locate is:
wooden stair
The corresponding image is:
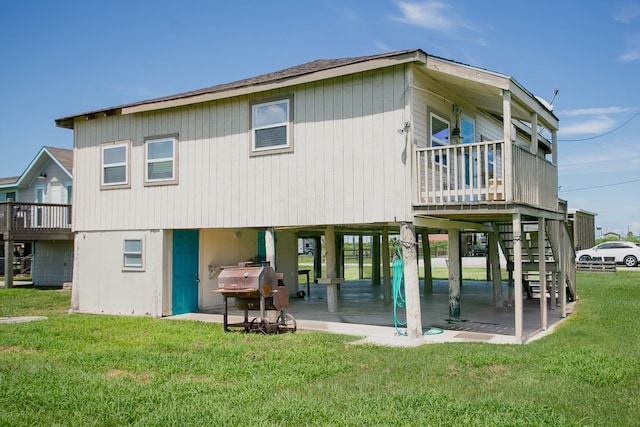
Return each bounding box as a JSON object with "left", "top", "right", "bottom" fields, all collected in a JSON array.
[{"left": 493, "top": 221, "right": 576, "bottom": 302}]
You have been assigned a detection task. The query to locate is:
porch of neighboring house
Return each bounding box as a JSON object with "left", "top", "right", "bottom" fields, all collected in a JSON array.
[{"left": 1, "top": 201, "right": 73, "bottom": 288}]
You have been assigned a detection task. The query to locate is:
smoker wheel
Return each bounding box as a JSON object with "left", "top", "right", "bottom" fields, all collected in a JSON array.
[
  {"left": 250, "top": 317, "right": 271, "bottom": 334},
  {"left": 278, "top": 313, "right": 297, "bottom": 333}
]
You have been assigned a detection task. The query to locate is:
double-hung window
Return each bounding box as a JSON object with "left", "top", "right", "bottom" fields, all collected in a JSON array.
[
  {"left": 123, "top": 238, "right": 144, "bottom": 270},
  {"left": 251, "top": 96, "right": 293, "bottom": 154},
  {"left": 101, "top": 141, "right": 130, "bottom": 188},
  {"left": 145, "top": 135, "right": 178, "bottom": 185}
]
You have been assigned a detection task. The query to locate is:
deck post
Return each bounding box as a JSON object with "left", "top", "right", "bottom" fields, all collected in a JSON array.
[
  {"left": 513, "top": 213, "right": 524, "bottom": 343},
  {"left": 336, "top": 235, "right": 344, "bottom": 280},
  {"left": 3, "top": 200, "right": 14, "bottom": 288},
  {"left": 560, "top": 223, "right": 568, "bottom": 318},
  {"left": 422, "top": 231, "right": 433, "bottom": 294},
  {"left": 264, "top": 227, "right": 278, "bottom": 321},
  {"left": 382, "top": 227, "right": 391, "bottom": 304},
  {"left": 324, "top": 226, "right": 338, "bottom": 313},
  {"left": 372, "top": 233, "right": 380, "bottom": 286},
  {"left": 552, "top": 130, "right": 558, "bottom": 167},
  {"left": 3, "top": 239, "right": 14, "bottom": 288},
  {"left": 313, "top": 236, "right": 322, "bottom": 282},
  {"left": 502, "top": 90, "right": 513, "bottom": 203},
  {"left": 488, "top": 232, "right": 503, "bottom": 307},
  {"left": 538, "top": 218, "right": 548, "bottom": 331},
  {"left": 265, "top": 228, "right": 276, "bottom": 269},
  {"left": 401, "top": 222, "right": 422, "bottom": 339},
  {"left": 358, "top": 236, "right": 364, "bottom": 279},
  {"left": 448, "top": 229, "right": 461, "bottom": 320},
  {"left": 530, "top": 112, "right": 538, "bottom": 154},
  {"left": 549, "top": 220, "right": 559, "bottom": 310}
]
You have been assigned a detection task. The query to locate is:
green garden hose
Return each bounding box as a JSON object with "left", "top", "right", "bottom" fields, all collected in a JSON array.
[{"left": 392, "top": 244, "right": 443, "bottom": 336}]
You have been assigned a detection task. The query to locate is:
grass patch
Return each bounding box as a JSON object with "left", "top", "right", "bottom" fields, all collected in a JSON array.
[{"left": 1, "top": 272, "right": 640, "bottom": 425}]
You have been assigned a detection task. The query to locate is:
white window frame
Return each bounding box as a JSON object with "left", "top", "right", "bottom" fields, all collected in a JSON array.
[
  {"left": 250, "top": 96, "right": 293, "bottom": 155},
  {"left": 101, "top": 141, "right": 130, "bottom": 189},
  {"left": 144, "top": 135, "right": 178, "bottom": 186},
  {"left": 123, "top": 238, "right": 145, "bottom": 271},
  {"left": 430, "top": 111, "right": 450, "bottom": 166}
]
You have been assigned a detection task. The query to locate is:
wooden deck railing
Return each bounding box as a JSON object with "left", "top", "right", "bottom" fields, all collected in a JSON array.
[
  {"left": 512, "top": 146, "right": 558, "bottom": 210},
  {"left": 415, "top": 140, "right": 558, "bottom": 210},
  {"left": 0, "top": 201, "right": 72, "bottom": 236}
]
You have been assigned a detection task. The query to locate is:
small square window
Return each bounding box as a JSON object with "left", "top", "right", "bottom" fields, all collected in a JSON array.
[
  {"left": 101, "top": 142, "right": 130, "bottom": 188},
  {"left": 145, "top": 135, "right": 178, "bottom": 185},
  {"left": 251, "top": 96, "right": 293, "bottom": 154},
  {"left": 123, "top": 239, "right": 144, "bottom": 269}
]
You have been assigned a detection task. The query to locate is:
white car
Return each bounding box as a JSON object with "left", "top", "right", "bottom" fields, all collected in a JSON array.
[{"left": 576, "top": 241, "right": 640, "bottom": 267}]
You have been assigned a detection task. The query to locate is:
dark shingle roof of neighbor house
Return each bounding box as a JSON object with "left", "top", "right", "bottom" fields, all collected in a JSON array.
[
  {"left": 0, "top": 176, "right": 19, "bottom": 186},
  {"left": 45, "top": 146, "right": 73, "bottom": 173},
  {"left": 55, "top": 49, "right": 423, "bottom": 128}
]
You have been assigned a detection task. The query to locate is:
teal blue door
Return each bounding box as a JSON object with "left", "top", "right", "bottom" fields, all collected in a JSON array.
[{"left": 172, "top": 230, "right": 199, "bottom": 315}]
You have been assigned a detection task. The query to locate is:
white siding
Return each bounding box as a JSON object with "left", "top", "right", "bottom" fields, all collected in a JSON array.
[
  {"left": 73, "top": 65, "right": 413, "bottom": 232},
  {"left": 476, "top": 114, "right": 504, "bottom": 142},
  {"left": 18, "top": 161, "right": 71, "bottom": 204},
  {"left": 72, "top": 230, "right": 165, "bottom": 316}
]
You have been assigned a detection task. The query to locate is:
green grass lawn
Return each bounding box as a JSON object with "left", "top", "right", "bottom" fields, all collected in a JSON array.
[{"left": 1, "top": 271, "right": 639, "bottom": 426}]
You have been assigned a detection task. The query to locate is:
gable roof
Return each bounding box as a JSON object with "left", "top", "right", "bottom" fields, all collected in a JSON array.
[
  {"left": 46, "top": 146, "right": 73, "bottom": 174},
  {"left": 55, "top": 48, "right": 558, "bottom": 130},
  {"left": 55, "top": 49, "right": 422, "bottom": 128},
  {"left": 0, "top": 146, "right": 73, "bottom": 190}
]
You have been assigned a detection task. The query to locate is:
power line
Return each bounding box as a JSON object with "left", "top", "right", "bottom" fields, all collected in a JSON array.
[
  {"left": 558, "top": 112, "right": 640, "bottom": 142},
  {"left": 560, "top": 178, "right": 640, "bottom": 193}
]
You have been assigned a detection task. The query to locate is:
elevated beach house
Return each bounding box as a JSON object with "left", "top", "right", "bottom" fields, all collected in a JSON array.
[
  {"left": 56, "top": 49, "right": 575, "bottom": 343},
  {"left": 1, "top": 147, "right": 74, "bottom": 287}
]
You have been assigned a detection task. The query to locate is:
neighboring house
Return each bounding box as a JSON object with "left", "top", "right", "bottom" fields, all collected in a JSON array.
[
  {"left": 603, "top": 232, "right": 621, "bottom": 240},
  {"left": 56, "top": 49, "right": 575, "bottom": 343},
  {"left": 0, "top": 146, "right": 74, "bottom": 287}
]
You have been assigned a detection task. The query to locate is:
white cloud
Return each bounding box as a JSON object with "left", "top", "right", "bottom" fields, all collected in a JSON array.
[
  {"left": 374, "top": 41, "right": 391, "bottom": 51},
  {"left": 557, "top": 106, "right": 640, "bottom": 116},
  {"left": 391, "top": 0, "right": 488, "bottom": 42},
  {"left": 613, "top": 5, "right": 640, "bottom": 23},
  {"left": 559, "top": 115, "right": 616, "bottom": 136},
  {"left": 620, "top": 34, "right": 640, "bottom": 61},
  {"left": 559, "top": 146, "right": 640, "bottom": 172}
]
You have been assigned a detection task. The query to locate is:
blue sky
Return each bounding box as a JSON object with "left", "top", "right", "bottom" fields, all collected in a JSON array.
[{"left": 1, "top": 0, "right": 639, "bottom": 236}]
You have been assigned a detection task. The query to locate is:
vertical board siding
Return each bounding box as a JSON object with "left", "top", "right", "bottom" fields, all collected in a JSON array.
[{"left": 73, "top": 65, "right": 412, "bottom": 231}]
